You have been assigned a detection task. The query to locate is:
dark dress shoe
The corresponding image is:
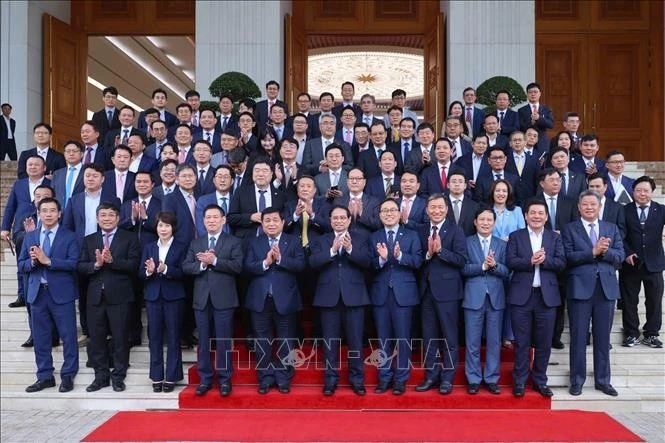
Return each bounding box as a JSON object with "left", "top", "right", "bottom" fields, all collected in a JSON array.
[
  {"left": 195, "top": 384, "right": 211, "bottom": 396},
  {"left": 486, "top": 383, "right": 501, "bottom": 395},
  {"left": 513, "top": 384, "right": 525, "bottom": 397},
  {"left": 52, "top": 338, "right": 60, "bottom": 347},
  {"left": 439, "top": 382, "right": 453, "bottom": 395},
  {"left": 21, "top": 337, "right": 33, "bottom": 348},
  {"left": 219, "top": 382, "right": 232, "bottom": 396},
  {"left": 9, "top": 298, "right": 26, "bottom": 308},
  {"left": 551, "top": 340, "right": 565, "bottom": 350},
  {"left": 278, "top": 384, "right": 290, "bottom": 394},
  {"left": 569, "top": 384, "right": 583, "bottom": 396},
  {"left": 25, "top": 378, "right": 56, "bottom": 392},
  {"left": 533, "top": 384, "right": 553, "bottom": 397},
  {"left": 258, "top": 384, "right": 272, "bottom": 395},
  {"left": 392, "top": 381, "right": 406, "bottom": 396},
  {"left": 323, "top": 384, "right": 336, "bottom": 396},
  {"left": 86, "top": 379, "right": 110, "bottom": 392},
  {"left": 467, "top": 383, "right": 480, "bottom": 394},
  {"left": 374, "top": 381, "right": 392, "bottom": 394},
  {"left": 595, "top": 384, "right": 618, "bottom": 397},
  {"left": 163, "top": 382, "right": 175, "bottom": 393},
  {"left": 415, "top": 379, "right": 437, "bottom": 392},
  {"left": 351, "top": 384, "right": 366, "bottom": 396},
  {"left": 153, "top": 382, "right": 163, "bottom": 393},
  {"left": 112, "top": 380, "right": 126, "bottom": 392},
  {"left": 59, "top": 377, "right": 74, "bottom": 393}
]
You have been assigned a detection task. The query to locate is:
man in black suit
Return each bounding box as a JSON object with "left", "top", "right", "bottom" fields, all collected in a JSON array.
[
  {"left": 191, "top": 140, "right": 215, "bottom": 197},
  {"left": 461, "top": 87, "right": 485, "bottom": 137},
  {"left": 351, "top": 122, "right": 372, "bottom": 165},
  {"left": 494, "top": 90, "right": 520, "bottom": 138},
  {"left": 549, "top": 147, "right": 586, "bottom": 199},
  {"left": 91, "top": 86, "right": 121, "bottom": 142},
  {"left": 194, "top": 109, "right": 222, "bottom": 154},
  {"left": 101, "top": 145, "right": 137, "bottom": 204},
  {"left": 358, "top": 94, "right": 384, "bottom": 128},
  {"left": 405, "top": 123, "right": 436, "bottom": 174},
  {"left": 18, "top": 123, "right": 66, "bottom": 178},
  {"left": 504, "top": 131, "right": 540, "bottom": 204},
  {"left": 285, "top": 95, "right": 319, "bottom": 139},
  {"left": 482, "top": 114, "right": 509, "bottom": 150},
  {"left": 446, "top": 171, "right": 480, "bottom": 236},
  {"left": 333, "top": 168, "right": 381, "bottom": 236},
  {"left": 388, "top": 117, "right": 419, "bottom": 175},
  {"left": 398, "top": 171, "right": 428, "bottom": 232},
  {"left": 1, "top": 102, "right": 18, "bottom": 160},
  {"left": 78, "top": 202, "right": 141, "bottom": 393},
  {"left": 103, "top": 106, "right": 138, "bottom": 151},
  {"left": 357, "top": 122, "right": 390, "bottom": 180},
  {"left": 52, "top": 140, "right": 85, "bottom": 208},
  {"left": 138, "top": 88, "right": 177, "bottom": 131},
  {"left": 620, "top": 176, "right": 665, "bottom": 349},
  {"left": 332, "top": 81, "right": 362, "bottom": 121},
  {"left": 272, "top": 137, "right": 302, "bottom": 201},
  {"left": 518, "top": 83, "right": 554, "bottom": 152},
  {"left": 255, "top": 80, "right": 289, "bottom": 128},
  {"left": 473, "top": 146, "right": 519, "bottom": 204}
]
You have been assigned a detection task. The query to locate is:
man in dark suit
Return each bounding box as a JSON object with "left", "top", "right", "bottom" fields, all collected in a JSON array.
[
  {"left": 191, "top": 140, "right": 216, "bottom": 197},
  {"left": 284, "top": 176, "right": 331, "bottom": 246},
  {"left": 504, "top": 131, "right": 540, "bottom": 203},
  {"left": 461, "top": 208, "right": 510, "bottom": 395},
  {"left": 350, "top": 122, "right": 372, "bottom": 165},
  {"left": 506, "top": 199, "right": 566, "bottom": 398},
  {"left": 332, "top": 81, "right": 362, "bottom": 121},
  {"left": 462, "top": 87, "right": 485, "bottom": 137},
  {"left": 183, "top": 204, "right": 243, "bottom": 396},
  {"left": 494, "top": 90, "right": 520, "bottom": 138},
  {"left": 272, "top": 137, "right": 302, "bottom": 201},
  {"left": 101, "top": 145, "right": 137, "bottom": 204},
  {"left": 18, "top": 198, "right": 79, "bottom": 393},
  {"left": 419, "top": 138, "right": 465, "bottom": 197},
  {"left": 80, "top": 120, "right": 114, "bottom": 171},
  {"left": 138, "top": 88, "right": 177, "bottom": 131},
  {"left": 388, "top": 117, "right": 418, "bottom": 175},
  {"left": 358, "top": 93, "right": 384, "bottom": 128},
  {"left": 145, "top": 120, "right": 170, "bottom": 161},
  {"left": 18, "top": 123, "right": 66, "bottom": 178},
  {"left": 538, "top": 168, "right": 579, "bottom": 233},
  {"left": 398, "top": 171, "right": 428, "bottom": 232},
  {"left": 562, "top": 190, "right": 624, "bottom": 397},
  {"left": 365, "top": 150, "right": 401, "bottom": 199},
  {"left": 335, "top": 106, "right": 358, "bottom": 146},
  {"left": 285, "top": 93, "right": 319, "bottom": 139},
  {"left": 309, "top": 205, "right": 371, "bottom": 396},
  {"left": 481, "top": 114, "right": 509, "bottom": 150},
  {"left": 193, "top": 109, "right": 222, "bottom": 154},
  {"left": 569, "top": 134, "right": 607, "bottom": 178},
  {"left": 405, "top": 123, "right": 436, "bottom": 174},
  {"left": 356, "top": 122, "right": 391, "bottom": 180},
  {"left": 152, "top": 159, "right": 178, "bottom": 200},
  {"left": 333, "top": 168, "right": 381, "bottom": 236},
  {"left": 415, "top": 194, "right": 467, "bottom": 395},
  {"left": 548, "top": 147, "right": 586, "bottom": 200},
  {"left": 103, "top": 106, "right": 139, "bottom": 151},
  {"left": 244, "top": 207, "right": 305, "bottom": 393},
  {"left": 127, "top": 133, "right": 158, "bottom": 179},
  {"left": 370, "top": 198, "right": 423, "bottom": 395},
  {"left": 162, "top": 163, "right": 198, "bottom": 246},
  {"left": 604, "top": 151, "right": 634, "bottom": 204},
  {"left": 78, "top": 202, "right": 141, "bottom": 393},
  {"left": 518, "top": 83, "right": 554, "bottom": 152},
  {"left": 255, "top": 80, "right": 289, "bottom": 128},
  {"left": 473, "top": 146, "right": 520, "bottom": 204},
  {"left": 302, "top": 114, "right": 353, "bottom": 176},
  {"left": 313, "top": 145, "right": 348, "bottom": 199},
  {"left": 214, "top": 95, "right": 239, "bottom": 135},
  {"left": 445, "top": 171, "right": 480, "bottom": 236},
  {"left": 443, "top": 115, "right": 472, "bottom": 162},
  {"left": 587, "top": 173, "right": 626, "bottom": 237},
  {"left": 195, "top": 165, "right": 234, "bottom": 237},
  {"left": 620, "top": 176, "right": 665, "bottom": 349},
  {"left": 1, "top": 102, "right": 17, "bottom": 160},
  {"left": 91, "top": 86, "right": 121, "bottom": 142},
  {"left": 455, "top": 134, "right": 490, "bottom": 188},
  {"left": 52, "top": 141, "right": 85, "bottom": 209}
]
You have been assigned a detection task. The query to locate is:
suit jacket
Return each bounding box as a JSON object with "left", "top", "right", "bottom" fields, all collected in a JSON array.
[
  {"left": 332, "top": 103, "right": 362, "bottom": 121},
  {"left": 182, "top": 233, "right": 244, "bottom": 310},
  {"left": 52, "top": 165, "right": 85, "bottom": 206},
  {"left": 274, "top": 162, "right": 303, "bottom": 201},
  {"left": 334, "top": 193, "right": 382, "bottom": 235},
  {"left": 569, "top": 156, "right": 608, "bottom": 177},
  {"left": 388, "top": 139, "right": 419, "bottom": 175},
  {"left": 139, "top": 239, "right": 188, "bottom": 301},
  {"left": 418, "top": 221, "right": 467, "bottom": 301},
  {"left": 308, "top": 231, "right": 372, "bottom": 307},
  {"left": 162, "top": 190, "right": 198, "bottom": 246},
  {"left": 0, "top": 116, "right": 16, "bottom": 156},
  {"left": 283, "top": 197, "right": 332, "bottom": 244},
  {"left": 466, "top": 106, "right": 486, "bottom": 136},
  {"left": 103, "top": 127, "right": 139, "bottom": 151},
  {"left": 255, "top": 99, "right": 289, "bottom": 127},
  {"left": 518, "top": 104, "right": 554, "bottom": 151},
  {"left": 473, "top": 172, "right": 520, "bottom": 204},
  {"left": 138, "top": 109, "right": 177, "bottom": 130},
  {"left": 486, "top": 134, "right": 510, "bottom": 151},
  {"left": 214, "top": 115, "right": 239, "bottom": 136},
  {"left": 558, "top": 169, "right": 586, "bottom": 200},
  {"left": 301, "top": 138, "right": 353, "bottom": 176},
  {"left": 419, "top": 163, "right": 466, "bottom": 197},
  {"left": 193, "top": 129, "right": 222, "bottom": 154},
  {"left": 505, "top": 228, "right": 566, "bottom": 307},
  {"left": 85, "top": 145, "right": 114, "bottom": 171},
  {"left": 119, "top": 196, "right": 161, "bottom": 248},
  {"left": 227, "top": 185, "right": 286, "bottom": 239},
  {"left": 562, "top": 220, "right": 624, "bottom": 300},
  {"left": 91, "top": 107, "right": 121, "bottom": 142},
  {"left": 152, "top": 184, "right": 177, "bottom": 201},
  {"left": 504, "top": 151, "right": 540, "bottom": 202},
  {"left": 17, "top": 148, "right": 66, "bottom": 178},
  {"left": 193, "top": 166, "right": 216, "bottom": 197},
  {"left": 101, "top": 170, "right": 137, "bottom": 204},
  {"left": 622, "top": 201, "right": 665, "bottom": 272},
  {"left": 62, "top": 193, "right": 121, "bottom": 241},
  {"left": 356, "top": 147, "right": 389, "bottom": 179},
  {"left": 605, "top": 175, "right": 635, "bottom": 203},
  {"left": 167, "top": 124, "right": 202, "bottom": 145},
  {"left": 365, "top": 174, "right": 400, "bottom": 200},
  {"left": 135, "top": 154, "right": 159, "bottom": 175},
  {"left": 494, "top": 109, "right": 520, "bottom": 137},
  {"left": 601, "top": 198, "right": 626, "bottom": 238},
  {"left": 244, "top": 233, "right": 305, "bottom": 314},
  {"left": 537, "top": 193, "right": 579, "bottom": 232},
  {"left": 456, "top": 152, "right": 491, "bottom": 183},
  {"left": 445, "top": 196, "right": 480, "bottom": 237},
  {"left": 1, "top": 177, "right": 51, "bottom": 232},
  {"left": 369, "top": 227, "right": 423, "bottom": 306},
  {"left": 17, "top": 226, "right": 79, "bottom": 304},
  {"left": 314, "top": 169, "right": 349, "bottom": 198},
  {"left": 78, "top": 229, "right": 141, "bottom": 305},
  {"left": 335, "top": 127, "right": 357, "bottom": 146},
  {"left": 461, "top": 235, "right": 509, "bottom": 310},
  {"left": 399, "top": 196, "right": 428, "bottom": 232},
  {"left": 448, "top": 138, "right": 473, "bottom": 160},
  {"left": 195, "top": 192, "right": 233, "bottom": 237},
  {"left": 144, "top": 140, "right": 169, "bottom": 161},
  {"left": 405, "top": 144, "right": 435, "bottom": 174}
]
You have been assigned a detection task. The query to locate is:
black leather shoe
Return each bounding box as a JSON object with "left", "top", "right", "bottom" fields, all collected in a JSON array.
[
  {"left": 9, "top": 298, "right": 26, "bottom": 308},
  {"left": 392, "top": 381, "right": 406, "bottom": 396},
  {"left": 467, "top": 383, "right": 480, "bottom": 394},
  {"left": 374, "top": 381, "right": 392, "bottom": 394},
  {"left": 278, "top": 384, "right": 290, "bottom": 394},
  {"left": 569, "top": 384, "right": 582, "bottom": 396},
  {"left": 219, "top": 382, "right": 232, "bottom": 397},
  {"left": 59, "top": 377, "right": 74, "bottom": 393},
  {"left": 195, "top": 384, "right": 211, "bottom": 396},
  {"left": 439, "top": 382, "right": 453, "bottom": 395},
  {"left": 153, "top": 382, "right": 163, "bottom": 393},
  {"left": 551, "top": 340, "right": 565, "bottom": 350},
  {"left": 486, "top": 383, "right": 501, "bottom": 395},
  {"left": 21, "top": 337, "right": 33, "bottom": 348},
  {"left": 595, "top": 384, "right": 618, "bottom": 397},
  {"left": 163, "top": 382, "right": 175, "bottom": 393},
  {"left": 258, "top": 383, "right": 272, "bottom": 395},
  {"left": 351, "top": 384, "right": 366, "bottom": 396},
  {"left": 323, "top": 384, "right": 336, "bottom": 396},
  {"left": 513, "top": 384, "right": 525, "bottom": 397},
  {"left": 25, "top": 378, "right": 56, "bottom": 392},
  {"left": 112, "top": 380, "right": 126, "bottom": 392},
  {"left": 415, "top": 379, "right": 437, "bottom": 392},
  {"left": 86, "top": 379, "right": 109, "bottom": 392},
  {"left": 52, "top": 338, "right": 60, "bottom": 347},
  {"left": 533, "top": 384, "right": 553, "bottom": 397}
]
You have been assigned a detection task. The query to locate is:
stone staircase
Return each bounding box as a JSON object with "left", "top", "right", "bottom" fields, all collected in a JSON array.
[{"left": 0, "top": 160, "right": 664, "bottom": 412}]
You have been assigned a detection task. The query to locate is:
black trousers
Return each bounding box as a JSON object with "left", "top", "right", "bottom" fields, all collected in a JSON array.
[
  {"left": 87, "top": 292, "right": 130, "bottom": 382},
  {"left": 620, "top": 267, "right": 664, "bottom": 338}
]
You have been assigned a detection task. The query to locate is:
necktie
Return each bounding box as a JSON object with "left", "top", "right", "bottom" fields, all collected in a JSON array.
[
  {"left": 222, "top": 117, "right": 228, "bottom": 130},
  {"left": 84, "top": 147, "right": 93, "bottom": 164},
  {"left": 209, "top": 236, "right": 216, "bottom": 250},
  {"left": 41, "top": 230, "right": 52, "bottom": 283},
  {"left": 104, "top": 232, "right": 111, "bottom": 249},
  {"left": 440, "top": 165, "right": 447, "bottom": 190},
  {"left": 387, "top": 230, "right": 395, "bottom": 251},
  {"left": 276, "top": 127, "right": 283, "bottom": 140},
  {"left": 156, "top": 144, "right": 163, "bottom": 159},
  {"left": 268, "top": 101, "right": 274, "bottom": 116},
  {"left": 178, "top": 149, "right": 186, "bottom": 164},
  {"left": 392, "top": 129, "right": 400, "bottom": 143},
  {"left": 284, "top": 165, "right": 292, "bottom": 185},
  {"left": 431, "top": 225, "right": 438, "bottom": 240},
  {"left": 331, "top": 172, "right": 339, "bottom": 187},
  {"left": 588, "top": 223, "right": 598, "bottom": 247},
  {"left": 116, "top": 172, "right": 125, "bottom": 201},
  {"left": 548, "top": 197, "right": 557, "bottom": 230},
  {"left": 402, "top": 198, "right": 412, "bottom": 221},
  {"left": 122, "top": 129, "right": 129, "bottom": 144},
  {"left": 516, "top": 155, "right": 524, "bottom": 175},
  {"left": 364, "top": 117, "right": 371, "bottom": 125},
  {"left": 451, "top": 140, "right": 458, "bottom": 162},
  {"left": 206, "top": 133, "right": 211, "bottom": 143},
  {"left": 107, "top": 110, "right": 113, "bottom": 123},
  {"left": 403, "top": 142, "right": 410, "bottom": 160},
  {"left": 639, "top": 205, "right": 647, "bottom": 224},
  {"left": 301, "top": 211, "right": 309, "bottom": 247},
  {"left": 258, "top": 190, "right": 267, "bottom": 211},
  {"left": 344, "top": 130, "right": 352, "bottom": 145},
  {"left": 499, "top": 111, "right": 505, "bottom": 124},
  {"left": 561, "top": 173, "right": 567, "bottom": 195},
  {"left": 220, "top": 197, "right": 229, "bottom": 233},
  {"left": 453, "top": 199, "right": 461, "bottom": 223},
  {"left": 186, "top": 193, "right": 196, "bottom": 222},
  {"left": 465, "top": 108, "right": 472, "bottom": 123},
  {"left": 199, "top": 169, "right": 206, "bottom": 185},
  {"left": 234, "top": 176, "right": 242, "bottom": 193},
  {"left": 495, "top": 173, "right": 502, "bottom": 180},
  {"left": 65, "top": 166, "right": 76, "bottom": 207},
  {"left": 192, "top": 113, "right": 198, "bottom": 127},
  {"left": 482, "top": 238, "right": 489, "bottom": 257},
  {"left": 376, "top": 149, "right": 383, "bottom": 160},
  {"left": 384, "top": 177, "right": 392, "bottom": 196},
  {"left": 532, "top": 104, "right": 538, "bottom": 114}
]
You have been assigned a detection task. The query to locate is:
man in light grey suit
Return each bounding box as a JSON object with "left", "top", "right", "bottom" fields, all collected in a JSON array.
[
  {"left": 461, "top": 208, "right": 509, "bottom": 395},
  {"left": 314, "top": 144, "right": 349, "bottom": 198},
  {"left": 302, "top": 114, "right": 353, "bottom": 176},
  {"left": 182, "top": 204, "right": 243, "bottom": 397}
]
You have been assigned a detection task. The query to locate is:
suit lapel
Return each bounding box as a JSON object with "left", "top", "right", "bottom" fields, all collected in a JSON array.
[{"left": 470, "top": 236, "right": 483, "bottom": 262}]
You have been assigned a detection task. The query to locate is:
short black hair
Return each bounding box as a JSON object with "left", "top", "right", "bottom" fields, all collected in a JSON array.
[
  {"left": 152, "top": 88, "right": 168, "bottom": 99},
  {"left": 113, "top": 144, "right": 132, "bottom": 157},
  {"left": 266, "top": 80, "right": 280, "bottom": 89},
  {"left": 474, "top": 207, "right": 496, "bottom": 221},
  {"left": 37, "top": 197, "right": 61, "bottom": 212},
  {"left": 203, "top": 203, "right": 225, "bottom": 217},
  {"left": 119, "top": 105, "right": 135, "bottom": 115},
  {"left": 261, "top": 206, "right": 283, "bottom": 219},
  {"left": 155, "top": 211, "right": 177, "bottom": 233},
  {"left": 96, "top": 201, "right": 120, "bottom": 216},
  {"left": 102, "top": 86, "right": 118, "bottom": 97},
  {"left": 633, "top": 175, "right": 656, "bottom": 192},
  {"left": 329, "top": 204, "right": 351, "bottom": 218},
  {"left": 185, "top": 90, "right": 200, "bottom": 99},
  {"left": 134, "top": 170, "right": 155, "bottom": 183},
  {"left": 526, "top": 82, "right": 542, "bottom": 92},
  {"left": 62, "top": 140, "right": 84, "bottom": 152},
  {"left": 523, "top": 197, "right": 547, "bottom": 214},
  {"left": 33, "top": 122, "right": 53, "bottom": 134},
  {"left": 587, "top": 172, "right": 608, "bottom": 185}
]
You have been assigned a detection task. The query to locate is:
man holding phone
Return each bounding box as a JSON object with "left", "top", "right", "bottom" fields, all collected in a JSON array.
[{"left": 314, "top": 144, "right": 348, "bottom": 198}]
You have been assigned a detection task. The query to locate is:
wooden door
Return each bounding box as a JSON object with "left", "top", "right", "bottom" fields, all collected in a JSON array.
[
  {"left": 284, "top": 14, "right": 308, "bottom": 114},
  {"left": 43, "top": 14, "right": 87, "bottom": 151},
  {"left": 423, "top": 13, "right": 445, "bottom": 131}
]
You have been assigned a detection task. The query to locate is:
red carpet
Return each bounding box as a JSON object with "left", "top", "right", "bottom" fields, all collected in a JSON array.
[{"left": 83, "top": 410, "right": 644, "bottom": 442}]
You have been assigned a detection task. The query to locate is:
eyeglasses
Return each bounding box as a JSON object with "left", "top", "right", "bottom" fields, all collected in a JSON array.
[
  {"left": 489, "top": 156, "right": 506, "bottom": 161},
  {"left": 607, "top": 160, "right": 625, "bottom": 165},
  {"left": 380, "top": 208, "right": 399, "bottom": 214},
  {"left": 348, "top": 177, "right": 365, "bottom": 181}
]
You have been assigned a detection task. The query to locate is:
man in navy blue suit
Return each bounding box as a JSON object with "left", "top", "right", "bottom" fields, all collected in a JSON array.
[
  {"left": 481, "top": 114, "right": 509, "bottom": 150},
  {"left": 101, "top": 145, "right": 137, "bottom": 204},
  {"left": 419, "top": 138, "right": 465, "bottom": 197},
  {"left": 191, "top": 140, "right": 216, "bottom": 197},
  {"left": 18, "top": 197, "right": 80, "bottom": 393},
  {"left": 255, "top": 80, "right": 289, "bottom": 128},
  {"left": 127, "top": 133, "right": 158, "bottom": 179},
  {"left": 518, "top": 83, "right": 554, "bottom": 152},
  {"left": 604, "top": 151, "right": 634, "bottom": 204},
  {"left": 162, "top": 163, "right": 198, "bottom": 246},
  {"left": 506, "top": 198, "right": 566, "bottom": 398},
  {"left": 562, "top": 190, "right": 624, "bottom": 397},
  {"left": 194, "top": 109, "right": 222, "bottom": 154},
  {"left": 364, "top": 150, "right": 401, "bottom": 199},
  {"left": 332, "top": 81, "right": 362, "bottom": 121},
  {"left": 195, "top": 165, "right": 235, "bottom": 237},
  {"left": 80, "top": 120, "right": 113, "bottom": 171},
  {"left": 398, "top": 171, "right": 428, "bottom": 232},
  {"left": 17, "top": 123, "right": 66, "bottom": 179},
  {"left": 309, "top": 205, "right": 371, "bottom": 396},
  {"left": 138, "top": 88, "right": 177, "bottom": 131},
  {"left": 443, "top": 115, "right": 472, "bottom": 162},
  {"left": 462, "top": 87, "right": 485, "bottom": 137},
  {"left": 370, "top": 198, "right": 423, "bottom": 395},
  {"left": 414, "top": 194, "right": 467, "bottom": 395},
  {"left": 494, "top": 90, "right": 520, "bottom": 138},
  {"left": 569, "top": 134, "right": 607, "bottom": 178},
  {"left": 91, "top": 86, "right": 121, "bottom": 143},
  {"left": 473, "top": 146, "right": 520, "bottom": 204},
  {"left": 244, "top": 207, "right": 305, "bottom": 394},
  {"left": 52, "top": 140, "right": 85, "bottom": 208}
]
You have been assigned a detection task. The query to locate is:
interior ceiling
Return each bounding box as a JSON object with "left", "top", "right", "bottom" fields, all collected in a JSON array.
[
  {"left": 308, "top": 35, "right": 424, "bottom": 51},
  {"left": 87, "top": 36, "right": 195, "bottom": 116}
]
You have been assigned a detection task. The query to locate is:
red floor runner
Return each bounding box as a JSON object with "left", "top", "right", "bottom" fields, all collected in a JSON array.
[{"left": 83, "top": 410, "right": 644, "bottom": 442}]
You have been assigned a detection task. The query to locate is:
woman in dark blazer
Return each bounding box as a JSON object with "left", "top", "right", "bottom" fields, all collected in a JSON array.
[
  {"left": 247, "top": 126, "right": 282, "bottom": 173},
  {"left": 139, "top": 211, "right": 188, "bottom": 393}
]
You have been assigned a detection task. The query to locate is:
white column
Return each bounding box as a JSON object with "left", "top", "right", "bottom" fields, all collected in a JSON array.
[
  {"left": 0, "top": 0, "right": 69, "bottom": 154},
  {"left": 196, "top": 0, "right": 292, "bottom": 103},
  {"left": 442, "top": 0, "right": 535, "bottom": 107}
]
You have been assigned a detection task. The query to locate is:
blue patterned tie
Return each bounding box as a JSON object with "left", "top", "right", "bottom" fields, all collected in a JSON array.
[
  {"left": 65, "top": 166, "right": 76, "bottom": 207},
  {"left": 41, "top": 230, "right": 52, "bottom": 283}
]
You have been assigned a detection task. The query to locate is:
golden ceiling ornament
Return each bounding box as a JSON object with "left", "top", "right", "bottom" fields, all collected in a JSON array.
[{"left": 356, "top": 73, "right": 377, "bottom": 84}]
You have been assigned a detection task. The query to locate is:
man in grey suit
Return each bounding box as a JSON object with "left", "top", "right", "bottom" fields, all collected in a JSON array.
[
  {"left": 461, "top": 208, "right": 510, "bottom": 395},
  {"left": 314, "top": 144, "right": 349, "bottom": 198},
  {"left": 302, "top": 114, "right": 353, "bottom": 176},
  {"left": 182, "top": 204, "right": 243, "bottom": 397}
]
